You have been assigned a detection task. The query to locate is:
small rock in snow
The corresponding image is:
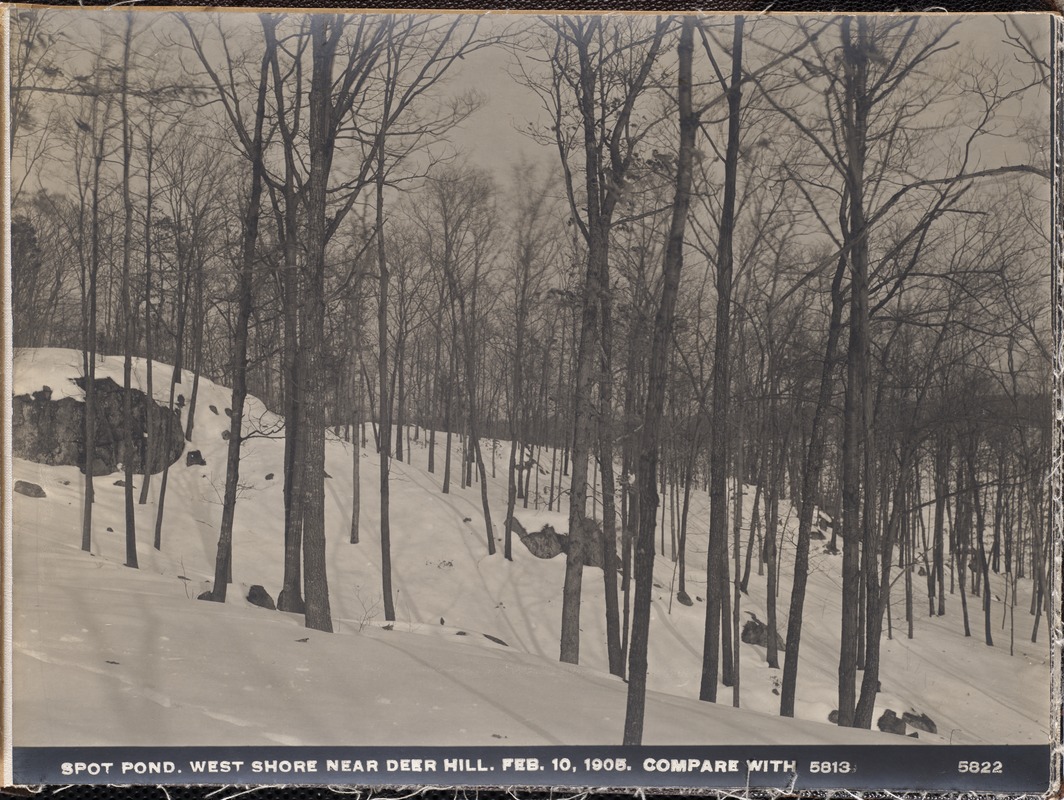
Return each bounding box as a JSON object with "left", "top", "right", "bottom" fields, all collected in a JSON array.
[
  {"left": 247, "top": 585, "right": 276, "bottom": 611},
  {"left": 265, "top": 473, "right": 274, "bottom": 481},
  {"left": 14, "top": 480, "right": 46, "bottom": 498},
  {"left": 877, "top": 709, "right": 907, "bottom": 736},
  {"left": 902, "top": 710, "right": 937, "bottom": 734},
  {"left": 186, "top": 450, "right": 206, "bottom": 467},
  {"left": 209, "top": 405, "right": 219, "bottom": 415}
]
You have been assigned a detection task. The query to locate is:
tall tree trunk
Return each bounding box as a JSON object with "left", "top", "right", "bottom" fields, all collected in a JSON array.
[
  {"left": 991, "top": 452, "right": 1004, "bottom": 573},
  {"left": 350, "top": 287, "right": 363, "bottom": 545},
  {"left": 118, "top": 14, "right": 138, "bottom": 569},
  {"left": 855, "top": 447, "right": 910, "bottom": 728},
  {"left": 138, "top": 125, "right": 156, "bottom": 508},
  {"left": 837, "top": 16, "right": 871, "bottom": 729},
  {"left": 700, "top": 16, "right": 743, "bottom": 704},
  {"left": 203, "top": 20, "right": 269, "bottom": 599},
  {"left": 623, "top": 16, "right": 694, "bottom": 744},
  {"left": 428, "top": 330, "right": 440, "bottom": 474},
  {"left": 968, "top": 445, "right": 993, "bottom": 646},
  {"left": 598, "top": 333, "right": 622, "bottom": 676},
  {"left": 504, "top": 311, "right": 524, "bottom": 562},
  {"left": 956, "top": 464, "right": 972, "bottom": 637},
  {"left": 933, "top": 434, "right": 949, "bottom": 616},
  {"left": 764, "top": 392, "right": 782, "bottom": 671},
  {"left": 461, "top": 342, "right": 495, "bottom": 555},
  {"left": 443, "top": 340, "right": 454, "bottom": 494},
  {"left": 444, "top": 248, "right": 495, "bottom": 555},
  {"left": 300, "top": 14, "right": 337, "bottom": 633},
  {"left": 81, "top": 87, "right": 109, "bottom": 554},
  {"left": 375, "top": 140, "right": 396, "bottom": 622},
  {"left": 275, "top": 47, "right": 306, "bottom": 612},
  {"left": 395, "top": 338, "right": 406, "bottom": 462},
  {"left": 678, "top": 457, "right": 693, "bottom": 598},
  {"left": 741, "top": 478, "right": 762, "bottom": 593},
  {"left": 780, "top": 251, "right": 846, "bottom": 717},
  {"left": 184, "top": 266, "right": 204, "bottom": 443},
  {"left": 904, "top": 475, "right": 914, "bottom": 638},
  {"left": 731, "top": 386, "right": 745, "bottom": 708},
  {"left": 152, "top": 267, "right": 186, "bottom": 552}
]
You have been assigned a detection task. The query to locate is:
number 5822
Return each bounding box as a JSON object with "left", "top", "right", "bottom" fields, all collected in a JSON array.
[{"left": 958, "top": 761, "right": 1003, "bottom": 774}]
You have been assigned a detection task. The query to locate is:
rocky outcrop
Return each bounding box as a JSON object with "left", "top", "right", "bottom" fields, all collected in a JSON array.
[
  {"left": 510, "top": 517, "right": 566, "bottom": 559},
  {"left": 12, "top": 377, "right": 184, "bottom": 476},
  {"left": 510, "top": 516, "right": 614, "bottom": 569}
]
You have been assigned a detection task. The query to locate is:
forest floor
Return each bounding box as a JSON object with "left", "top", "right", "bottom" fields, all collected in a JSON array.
[{"left": 10, "top": 348, "right": 1052, "bottom": 746}]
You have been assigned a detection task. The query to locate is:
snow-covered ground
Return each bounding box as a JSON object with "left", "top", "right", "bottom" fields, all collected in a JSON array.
[{"left": 10, "top": 348, "right": 1051, "bottom": 746}]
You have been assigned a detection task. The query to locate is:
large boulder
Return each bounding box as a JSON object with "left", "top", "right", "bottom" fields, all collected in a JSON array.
[
  {"left": 12, "top": 376, "right": 184, "bottom": 476},
  {"left": 510, "top": 517, "right": 566, "bottom": 559},
  {"left": 741, "top": 612, "right": 785, "bottom": 651},
  {"left": 511, "top": 516, "right": 617, "bottom": 569},
  {"left": 559, "top": 517, "right": 609, "bottom": 569}
]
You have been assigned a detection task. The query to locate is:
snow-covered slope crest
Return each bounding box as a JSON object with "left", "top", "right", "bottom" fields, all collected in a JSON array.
[{"left": 10, "top": 348, "right": 1047, "bottom": 747}]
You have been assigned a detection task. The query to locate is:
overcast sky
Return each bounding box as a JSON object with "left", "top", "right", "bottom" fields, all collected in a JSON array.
[{"left": 12, "top": 10, "right": 1053, "bottom": 202}]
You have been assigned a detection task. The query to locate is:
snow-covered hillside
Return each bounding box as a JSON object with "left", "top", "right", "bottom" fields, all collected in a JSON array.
[{"left": 11, "top": 349, "right": 1050, "bottom": 746}]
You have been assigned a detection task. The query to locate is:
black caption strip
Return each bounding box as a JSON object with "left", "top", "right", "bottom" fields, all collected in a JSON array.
[{"left": 13, "top": 745, "right": 1051, "bottom": 793}]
